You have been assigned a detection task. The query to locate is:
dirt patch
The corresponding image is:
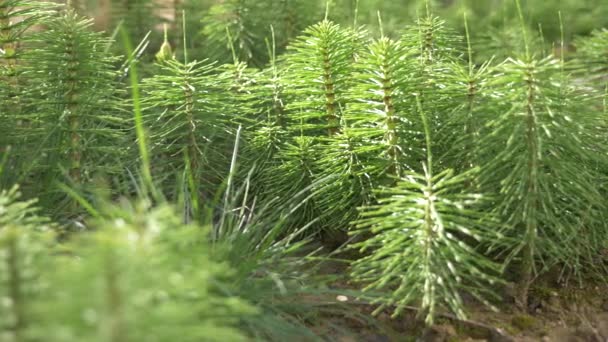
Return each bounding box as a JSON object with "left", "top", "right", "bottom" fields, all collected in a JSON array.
[{"left": 311, "top": 258, "right": 608, "bottom": 342}]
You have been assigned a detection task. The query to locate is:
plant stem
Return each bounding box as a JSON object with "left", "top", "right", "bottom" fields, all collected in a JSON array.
[
  {"left": 380, "top": 43, "right": 400, "bottom": 178},
  {"left": 0, "top": 4, "right": 23, "bottom": 124},
  {"left": 105, "top": 250, "right": 126, "bottom": 342},
  {"left": 120, "top": 26, "right": 154, "bottom": 194},
  {"left": 183, "top": 74, "right": 199, "bottom": 183},
  {"left": 183, "top": 71, "right": 200, "bottom": 219},
  {"left": 417, "top": 96, "right": 432, "bottom": 175},
  {"left": 65, "top": 33, "right": 81, "bottom": 184},
  {"left": 463, "top": 12, "right": 478, "bottom": 169},
  {"left": 417, "top": 95, "right": 436, "bottom": 323},
  {"left": 7, "top": 230, "right": 25, "bottom": 342},
  {"left": 321, "top": 40, "right": 339, "bottom": 136},
  {"left": 269, "top": 27, "right": 286, "bottom": 128},
  {"left": 517, "top": 62, "right": 539, "bottom": 310}
]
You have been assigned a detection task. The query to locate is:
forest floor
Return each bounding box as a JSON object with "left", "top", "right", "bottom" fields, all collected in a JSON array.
[{"left": 311, "top": 257, "right": 608, "bottom": 342}]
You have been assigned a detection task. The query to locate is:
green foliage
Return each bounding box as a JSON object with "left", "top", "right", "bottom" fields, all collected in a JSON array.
[
  {"left": 452, "top": 0, "right": 608, "bottom": 43},
  {"left": 41, "top": 201, "right": 255, "bottom": 342},
  {"left": 218, "top": 59, "right": 263, "bottom": 128},
  {"left": 0, "top": 186, "right": 51, "bottom": 230},
  {"left": 110, "top": 0, "right": 157, "bottom": 44},
  {"left": 575, "top": 28, "right": 608, "bottom": 79},
  {"left": 263, "top": 136, "right": 325, "bottom": 234},
  {"left": 213, "top": 177, "right": 333, "bottom": 341},
  {"left": 399, "top": 16, "right": 464, "bottom": 168},
  {"left": 0, "top": 185, "right": 328, "bottom": 341},
  {"left": 80, "top": 0, "right": 608, "bottom": 65},
  {"left": 439, "top": 44, "right": 494, "bottom": 171},
  {"left": 200, "top": 0, "right": 322, "bottom": 66},
  {"left": 312, "top": 130, "right": 375, "bottom": 233},
  {"left": 0, "top": 0, "right": 53, "bottom": 80},
  {"left": 200, "top": 0, "right": 265, "bottom": 65},
  {"left": 0, "top": 226, "right": 54, "bottom": 342},
  {"left": 0, "top": 186, "right": 54, "bottom": 341},
  {"left": 3, "top": 0, "right": 608, "bottom": 336},
  {"left": 250, "top": 21, "right": 367, "bottom": 234}
]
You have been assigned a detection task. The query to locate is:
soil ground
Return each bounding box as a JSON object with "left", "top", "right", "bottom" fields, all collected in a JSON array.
[
  {"left": 311, "top": 257, "right": 608, "bottom": 342},
  {"left": 313, "top": 284, "right": 608, "bottom": 341}
]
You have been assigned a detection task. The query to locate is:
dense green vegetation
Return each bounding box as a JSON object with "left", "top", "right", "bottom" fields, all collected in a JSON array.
[{"left": 2, "top": 0, "right": 608, "bottom": 340}]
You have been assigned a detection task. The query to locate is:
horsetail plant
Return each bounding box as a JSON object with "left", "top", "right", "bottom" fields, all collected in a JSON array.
[
  {"left": 440, "top": 14, "right": 495, "bottom": 171},
  {"left": 284, "top": 20, "right": 361, "bottom": 136},
  {"left": 141, "top": 53, "right": 228, "bottom": 220},
  {"left": 312, "top": 125, "right": 376, "bottom": 237},
  {"left": 218, "top": 35, "right": 264, "bottom": 130},
  {"left": 262, "top": 135, "right": 325, "bottom": 235},
  {"left": 351, "top": 97, "right": 501, "bottom": 325},
  {"left": 346, "top": 34, "right": 416, "bottom": 180},
  {"left": 475, "top": 3, "right": 608, "bottom": 306},
  {"left": 22, "top": 10, "right": 126, "bottom": 214},
  {"left": 0, "top": 0, "right": 53, "bottom": 186},
  {"left": 240, "top": 31, "right": 290, "bottom": 197},
  {"left": 201, "top": 0, "right": 264, "bottom": 66},
  {"left": 399, "top": 14, "right": 464, "bottom": 166},
  {"left": 309, "top": 33, "right": 416, "bottom": 234},
  {"left": 251, "top": 20, "right": 363, "bottom": 237}
]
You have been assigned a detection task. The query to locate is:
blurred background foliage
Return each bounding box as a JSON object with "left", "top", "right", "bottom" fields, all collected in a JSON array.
[{"left": 74, "top": 0, "right": 608, "bottom": 66}]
